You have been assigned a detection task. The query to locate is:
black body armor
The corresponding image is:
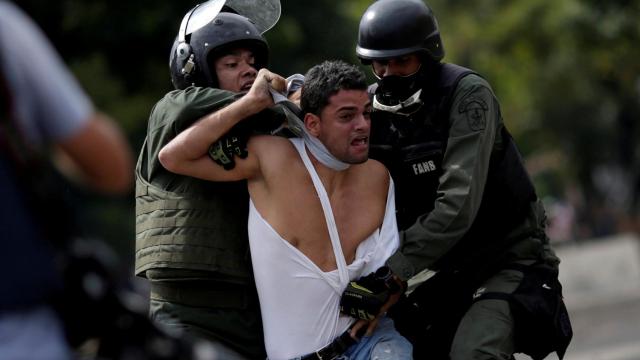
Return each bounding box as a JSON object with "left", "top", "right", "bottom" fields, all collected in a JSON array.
[{"left": 369, "top": 63, "right": 537, "bottom": 273}]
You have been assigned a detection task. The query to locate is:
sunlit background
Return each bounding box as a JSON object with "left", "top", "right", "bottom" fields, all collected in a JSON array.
[{"left": 17, "top": 0, "right": 640, "bottom": 358}]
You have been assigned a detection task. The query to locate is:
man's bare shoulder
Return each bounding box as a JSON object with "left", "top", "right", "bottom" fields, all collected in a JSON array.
[
  {"left": 247, "top": 135, "right": 300, "bottom": 169},
  {"left": 362, "top": 158, "right": 390, "bottom": 178},
  {"left": 354, "top": 158, "right": 390, "bottom": 190},
  {"left": 248, "top": 135, "right": 295, "bottom": 153},
  {"left": 365, "top": 158, "right": 390, "bottom": 174}
]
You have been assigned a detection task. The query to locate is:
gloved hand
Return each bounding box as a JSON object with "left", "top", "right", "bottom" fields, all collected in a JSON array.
[
  {"left": 340, "top": 266, "right": 403, "bottom": 321},
  {"left": 208, "top": 133, "right": 248, "bottom": 170}
]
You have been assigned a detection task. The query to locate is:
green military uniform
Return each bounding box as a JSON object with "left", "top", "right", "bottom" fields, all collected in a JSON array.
[
  {"left": 135, "top": 86, "right": 272, "bottom": 358},
  {"left": 370, "top": 65, "right": 561, "bottom": 360},
  {"left": 385, "top": 72, "right": 559, "bottom": 278}
]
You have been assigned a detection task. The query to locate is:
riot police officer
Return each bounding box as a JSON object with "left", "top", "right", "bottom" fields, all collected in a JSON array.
[
  {"left": 135, "top": 2, "right": 284, "bottom": 358},
  {"left": 350, "top": 0, "right": 572, "bottom": 359}
]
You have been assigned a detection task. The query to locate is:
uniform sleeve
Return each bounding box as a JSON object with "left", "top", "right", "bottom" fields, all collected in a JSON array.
[
  {"left": 171, "top": 87, "right": 241, "bottom": 134},
  {"left": 387, "top": 74, "right": 503, "bottom": 280},
  {"left": 0, "top": 2, "right": 93, "bottom": 145},
  {"left": 141, "top": 87, "right": 238, "bottom": 183}
]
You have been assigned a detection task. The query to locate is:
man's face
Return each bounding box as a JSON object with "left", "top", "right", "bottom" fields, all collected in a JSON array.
[
  {"left": 371, "top": 53, "right": 421, "bottom": 78},
  {"left": 213, "top": 48, "right": 258, "bottom": 92},
  {"left": 316, "top": 89, "right": 372, "bottom": 164}
]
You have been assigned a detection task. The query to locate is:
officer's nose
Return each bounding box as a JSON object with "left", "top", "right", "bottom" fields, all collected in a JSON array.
[{"left": 241, "top": 61, "right": 258, "bottom": 77}]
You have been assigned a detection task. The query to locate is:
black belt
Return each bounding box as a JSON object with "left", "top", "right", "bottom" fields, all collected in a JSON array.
[{"left": 300, "top": 328, "right": 358, "bottom": 360}]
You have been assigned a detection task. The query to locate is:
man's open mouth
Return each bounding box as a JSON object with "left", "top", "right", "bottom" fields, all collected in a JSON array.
[{"left": 351, "top": 136, "right": 368, "bottom": 146}]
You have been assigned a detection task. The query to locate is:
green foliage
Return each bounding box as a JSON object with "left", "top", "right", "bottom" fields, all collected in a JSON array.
[
  {"left": 267, "top": 1, "right": 361, "bottom": 75},
  {"left": 16, "top": 0, "right": 640, "bottom": 255},
  {"left": 426, "top": 0, "right": 640, "bottom": 204}
]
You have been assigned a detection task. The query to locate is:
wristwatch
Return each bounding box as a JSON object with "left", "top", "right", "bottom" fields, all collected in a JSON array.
[{"left": 374, "top": 266, "right": 403, "bottom": 294}]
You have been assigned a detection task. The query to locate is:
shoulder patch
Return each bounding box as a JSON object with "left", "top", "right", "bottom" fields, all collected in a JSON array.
[{"left": 458, "top": 96, "right": 488, "bottom": 131}]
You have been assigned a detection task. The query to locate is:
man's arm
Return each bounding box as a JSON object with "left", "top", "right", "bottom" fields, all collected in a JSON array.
[
  {"left": 55, "top": 113, "right": 133, "bottom": 194},
  {"left": 387, "top": 74, "right": 501, "bottom": 280},
  {"left": 158, "top": 69, "right": 285, "bottom": 181},
  {"left": 1, "top": 2, "right": 134, "bottom": 195}
]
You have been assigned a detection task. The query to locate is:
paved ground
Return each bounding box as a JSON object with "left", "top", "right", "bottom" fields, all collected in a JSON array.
[
  {"left": 517, "top": 234, "right": 640, "bottom": 360},
  {"left": 561, "top": 296, "right": 640, "bottom": 360},
  {"left": 515, "top": 296, "right": 640, "bottom": 360}
]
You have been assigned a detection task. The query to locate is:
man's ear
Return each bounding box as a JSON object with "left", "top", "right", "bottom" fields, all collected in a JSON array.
[{"left": 304, "top": 113, "right": 321, "bottom": 137}]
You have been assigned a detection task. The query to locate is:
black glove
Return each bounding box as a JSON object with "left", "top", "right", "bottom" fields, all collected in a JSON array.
[
  {"left": 340, "top": 266, "right": 402, "bottom": 321},
  {"left": 208, "top": 133, "right": 248, "bottom": 170}
]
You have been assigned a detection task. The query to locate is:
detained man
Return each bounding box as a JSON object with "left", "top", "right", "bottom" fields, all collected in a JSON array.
[{"left": 158, "top": 60, "right": 412, "bottom": 360}]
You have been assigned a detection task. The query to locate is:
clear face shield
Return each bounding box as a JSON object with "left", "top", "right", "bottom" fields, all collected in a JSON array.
[{"left": 183, "top": 0, "right": 281, "bottom": 37}]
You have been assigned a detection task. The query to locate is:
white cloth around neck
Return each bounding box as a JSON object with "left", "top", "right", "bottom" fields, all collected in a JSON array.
[{"left": 270, "top": 78, "right": 350, "bottom": 171}]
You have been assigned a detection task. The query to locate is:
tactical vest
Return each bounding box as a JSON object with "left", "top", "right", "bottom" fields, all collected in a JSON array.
[
  {"left": 135, "top": 165, "right": 253, "bottom": 280},
  {"left": 135, "top": 89, "right": 261, "bottom": 282},
  {"left": 369, "top": 63, "right": 537, "bottom": 273}
]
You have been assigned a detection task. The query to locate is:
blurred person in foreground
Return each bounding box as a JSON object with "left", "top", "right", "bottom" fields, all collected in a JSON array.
[
  {"left": 0, "top": 1, "right": 133, "bottom": 358},
  {"left": 135, "top": 1, "right": 290, "bottom": 358},
  {"left": 340, "top": 0, "right": 573, "bottom": 359}
]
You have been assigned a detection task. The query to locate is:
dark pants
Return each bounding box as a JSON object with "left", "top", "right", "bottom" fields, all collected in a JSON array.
[
  {"left": 390, "top": 266, "right": 526, "bottom": 360},
  {"left": 149, "top": 299, "right": 264, "bottom": 359},
  {"left": 146, "top": 269, "right": 266, "bottom": 359},
  {"left": 449, "top": 268, "right": 523, "bottom": 360}
]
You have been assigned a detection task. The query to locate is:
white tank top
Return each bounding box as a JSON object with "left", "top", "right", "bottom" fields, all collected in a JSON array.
[{"left": 248, "top": 138, "right": 399, "bottom": 359}]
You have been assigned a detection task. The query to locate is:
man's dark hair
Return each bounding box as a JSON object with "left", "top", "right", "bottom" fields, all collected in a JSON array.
[{"left": 301, "top": 60, "right": 367, "bottom": 115}]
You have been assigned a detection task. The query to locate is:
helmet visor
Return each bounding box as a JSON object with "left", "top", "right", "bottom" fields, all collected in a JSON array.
[
  {"left": 226, "top": 0, "right": 281, "bottom": 33},
  {"left": 186, "top": 0, "right": 281, "bottom": 36}
]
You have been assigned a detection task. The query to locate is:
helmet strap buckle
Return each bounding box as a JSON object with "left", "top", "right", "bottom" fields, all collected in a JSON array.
[{"left": 182, "top": 54, "right": 196, "bottom": 75}]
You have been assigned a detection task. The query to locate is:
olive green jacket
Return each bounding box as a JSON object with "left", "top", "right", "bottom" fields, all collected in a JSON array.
[
  {"left": 386, "top": 74, "right": 559, "bottom": 280},
  {"left": 135, "top": 86, "right": 253, "bottom": 282}
]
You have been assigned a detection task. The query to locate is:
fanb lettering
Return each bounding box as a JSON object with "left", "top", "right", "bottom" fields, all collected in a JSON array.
[{"left": 412, "top": 160, "right": 436, "bottom": 175}]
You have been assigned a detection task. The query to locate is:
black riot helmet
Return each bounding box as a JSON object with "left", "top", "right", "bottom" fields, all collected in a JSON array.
[
  {"left": 169, "top": 7, "right": 269, "bottom": 90},
  {"left": 356, "top": 0, "right": 444, "bottom": 63}
]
